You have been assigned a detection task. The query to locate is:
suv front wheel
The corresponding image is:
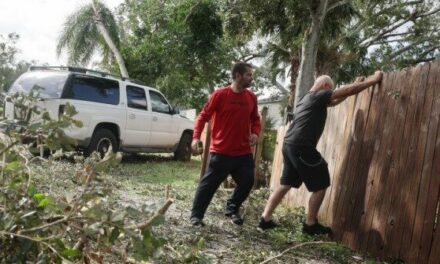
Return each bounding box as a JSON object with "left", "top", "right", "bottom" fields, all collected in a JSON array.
[{"left": 86, "top": 129, "right": 118, "bottom": 157}]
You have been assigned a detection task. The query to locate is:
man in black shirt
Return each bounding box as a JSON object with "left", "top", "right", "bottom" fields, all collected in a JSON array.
[{"left": 259, "top": 71, "right": 383, "bottom": 235}]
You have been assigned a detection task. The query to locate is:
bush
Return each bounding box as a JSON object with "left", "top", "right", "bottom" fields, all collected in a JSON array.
[{"left": 0, "top": 92, "right": 169, "bottom": 263}]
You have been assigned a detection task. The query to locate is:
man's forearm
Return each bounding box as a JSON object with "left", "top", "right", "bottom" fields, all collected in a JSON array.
[{"left": 332, "top": 72, "right": 382, "bottom": 100}]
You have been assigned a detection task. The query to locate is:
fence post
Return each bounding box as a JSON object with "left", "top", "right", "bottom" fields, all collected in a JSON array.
[{"left": 254, "top": 107, "right": 268, "bottom": 188}]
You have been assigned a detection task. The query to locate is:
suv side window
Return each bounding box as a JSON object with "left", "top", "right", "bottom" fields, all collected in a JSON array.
[
  {"left": 65, "top": 75, "right": 119, "bottom": 105},
  {"left": 126, "top": 85, "right": 148, "bottom": 110},
  {"left": 149, "top": 90, "right": 171, "bottom": 114}
]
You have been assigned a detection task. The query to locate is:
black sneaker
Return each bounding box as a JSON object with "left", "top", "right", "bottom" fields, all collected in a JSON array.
[
  {"left": 302, "top": 222, "right": 332, "bottom": 235},
  {"left": 258, "top": 217, "right": 279, "bottom": 230},
  {"left": 226, "top": 213, "right": 244, "bottom": 225},
  {"left": 190, "top": 217, "right": 205, "bottom": 227}
]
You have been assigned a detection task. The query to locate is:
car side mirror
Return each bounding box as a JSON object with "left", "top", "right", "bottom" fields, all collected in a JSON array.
[{"left": 172, "top": 107, "right": 180, "bottom": 115}]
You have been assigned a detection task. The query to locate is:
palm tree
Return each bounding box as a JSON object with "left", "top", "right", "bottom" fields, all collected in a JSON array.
[{"left": 57, "top": 0, "right": 129, "bottom": 78}]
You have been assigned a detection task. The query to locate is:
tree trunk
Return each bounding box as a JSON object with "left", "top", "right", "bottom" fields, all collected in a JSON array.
[
  {"left": 288, "top": 56, "right": 300, "bottom": 109},
  {"left": 92, "top": 0, "right": 129, "bottom": 78},
  {"left": 294, "top": 0, "right": 329, "bottom": 107}
]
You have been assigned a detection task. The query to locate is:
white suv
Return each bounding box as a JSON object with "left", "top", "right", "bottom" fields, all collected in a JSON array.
[{"left": 3, "top": 66, "right": 194, "bottom": 161}]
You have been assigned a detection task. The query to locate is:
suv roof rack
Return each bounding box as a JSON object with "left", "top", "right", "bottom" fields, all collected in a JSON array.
[{"left": 28, "top": 66, "right": 146, "bottom": 86}]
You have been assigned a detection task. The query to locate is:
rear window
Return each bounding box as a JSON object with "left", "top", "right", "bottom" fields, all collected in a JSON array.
[
  {"left": 9, "top": 71, "right": 68, "bottom": 98},
  {"left": 64, "top": 75, "right": 120, "bottom": 105}
]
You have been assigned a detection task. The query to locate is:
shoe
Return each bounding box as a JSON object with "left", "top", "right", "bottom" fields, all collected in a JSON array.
[
  {"left": 226, "top": 213, "right": 244, "bottom": 225},
  {"left": 190, "top": 217, "right": 205, "bottom": 227},
  {"left": 258, "top": 217, "right": 279, "bottom": 230},
  {"left": 302, "top": 222, "right": 332, "bottom": 235}
]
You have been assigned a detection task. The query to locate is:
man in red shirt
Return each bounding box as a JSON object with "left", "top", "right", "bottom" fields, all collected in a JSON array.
[{"left": 190, "top": 62, "right": 261, "bottom": 226}]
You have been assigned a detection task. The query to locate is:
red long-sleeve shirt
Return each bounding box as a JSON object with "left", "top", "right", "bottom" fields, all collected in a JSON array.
[{"left": 193, "top": 86, "right": 261, "bottom": 156}]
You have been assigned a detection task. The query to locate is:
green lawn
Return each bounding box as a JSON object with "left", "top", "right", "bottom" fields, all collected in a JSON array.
[
  {"left": 102, "top": 154, "right": 395, "bottom": 264},
  {"left": 28, "top": 153, "right": 397, "bottom": 263}
]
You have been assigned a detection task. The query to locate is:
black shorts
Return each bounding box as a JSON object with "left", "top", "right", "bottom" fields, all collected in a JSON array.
[{"left": 280, "top": 144, "right": 330, "bottom": 192}]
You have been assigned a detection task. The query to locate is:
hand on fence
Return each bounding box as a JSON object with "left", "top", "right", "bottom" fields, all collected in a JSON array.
[
  {"left": 374, "top": 71, "right": 383, "bottom": 82},
  {"left": 355, "top": 76, "right": 366, "bottom": 83},
  {"left": 191, "top": 139, "right": 204, "bottom": 155}
]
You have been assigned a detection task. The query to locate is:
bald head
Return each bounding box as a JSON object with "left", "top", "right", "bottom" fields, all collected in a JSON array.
[{"left": 311, "top": 75, "right": 334, "bottom": 91}]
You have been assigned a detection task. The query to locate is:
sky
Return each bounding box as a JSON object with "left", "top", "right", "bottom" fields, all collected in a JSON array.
[{"left": 0, "top": 0, "right": 124, "bottom": 65}]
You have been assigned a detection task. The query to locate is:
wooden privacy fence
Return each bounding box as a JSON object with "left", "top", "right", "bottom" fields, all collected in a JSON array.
[{"left": 270, "top": 59, "right": 440, "bottom": 264}]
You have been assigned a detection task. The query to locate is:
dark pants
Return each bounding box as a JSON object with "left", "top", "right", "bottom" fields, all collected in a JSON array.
[{"left": 190, "top": 153, "right": 255, "bottom": 220}]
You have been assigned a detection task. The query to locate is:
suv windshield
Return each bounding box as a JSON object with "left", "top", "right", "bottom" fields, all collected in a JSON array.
[{"left": 9, "top": 71, "right": 68, "bottom": 98}]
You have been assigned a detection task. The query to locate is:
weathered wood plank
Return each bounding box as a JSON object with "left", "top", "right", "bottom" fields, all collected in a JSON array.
[
  {"left": 356, "top": 69, "right": 403, "bottom": 253},
  {"left": 323, "top": 96, "right": 357, "bottom": 226},
  {"left": 333, "top": 90, "right": 372, "bottom": 242},
  {"left": 398, "top": 63, "right": 432, "bottom": 262},
  {"left": 379, "top": 64, "right": 428, "bottom": 258},
  {"left": 343, "top": 83, "right": 383, "bottom": 249}
]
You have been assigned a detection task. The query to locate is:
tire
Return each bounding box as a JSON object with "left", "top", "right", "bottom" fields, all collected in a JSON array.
[
  {"left": 85, "top": 129, "right": 118, "bottom": 158},
  {"left": 174, "top": 132, "right": 192, "bottom": 162}
]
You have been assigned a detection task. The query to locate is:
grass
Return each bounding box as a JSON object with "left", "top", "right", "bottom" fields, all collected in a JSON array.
[
  {"left": 103, "top": 154, "right": 395, "bottom": 264},
  {"left": 31, "top": 153, "right": 399, "bottom": 263}
]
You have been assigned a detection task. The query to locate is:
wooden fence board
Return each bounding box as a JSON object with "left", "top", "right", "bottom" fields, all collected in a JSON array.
[
  {"left": 349, "top": 70, "right": 398, "bottom": 252},
  {"left": 333, "top": 91, "right": 372, "bottom": 242},
  {"left": 417, "top": 60, "right": 440, "bottom": 264},
  {"left": 323, "top": 96, "right": 357, "bottom": 226},
  {"left": 384, "top": 64, "right": 429, "bottom": 257},
  {"left": 320, "top": 96, "right": 348, "bottom": 225},
  {"left": 327, "top": 96, "right": 361, "bottom": 239},
  {"left": 407, "top": 61, "right": 437, "bottom": 263},
  {"left": 398, "top": 63, "right": 432, "bottom": 261},
  {"left": 427, "top": 121, "right": 440, "bottom": 263},
  {"left": 367, "top": 66, "right": 419, "bottom": 255},
  {"left": 358, "top": 69, "right": 406, "bottom": 253},
  {"left": 342, "top": 85, "right": 381, "bottom": 248}
]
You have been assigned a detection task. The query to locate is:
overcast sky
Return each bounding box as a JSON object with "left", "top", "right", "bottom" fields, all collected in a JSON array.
[{"left": 0, "top": 0, "right": 123, "bottom": 65}]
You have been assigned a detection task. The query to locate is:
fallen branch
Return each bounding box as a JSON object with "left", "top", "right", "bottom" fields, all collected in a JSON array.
[
  {"left": 259, "top": 241, "right": 336, "bottom": 264},
  {"left": 0, "top": 231, "right": 72, "bottom": 263},
  {"left": 129, "top": 199, "right": 173, "bottom": 230}
]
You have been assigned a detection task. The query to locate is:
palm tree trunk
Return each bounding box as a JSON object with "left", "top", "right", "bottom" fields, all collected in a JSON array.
[
  {"left": 294, "top": 0, "right": 329, "bottom": 107},
  {"left": 92, "top": 0, "right": 129, "bottom": 78}
]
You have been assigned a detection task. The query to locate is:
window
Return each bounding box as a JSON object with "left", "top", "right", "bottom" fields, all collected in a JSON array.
[
  {"left": 126, "top": 86, "right": 147, "bottom": 110},
  {"left": 149, "top": 90, "right": 171, "bottom": 113},
  {"left": 9, "top": 71, "right": 68, "bottom": 98},
  {"left": 66, "top": 75, "right": 119, "bottom": 105}
]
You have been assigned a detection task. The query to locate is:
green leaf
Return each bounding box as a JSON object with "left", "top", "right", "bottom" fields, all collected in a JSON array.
[
  {"left": 33, "top": 193, "right": 45, "bottom": 202},
  {"left": 5, "top": 161, "right": 21, "bottom": 172},
  {"left": 61, "top": 248, "right": 81, "bottom": 258},
  {"left": 150, "top": 214, "right": 165, "bottom": 226},
  {"left": 37, "top": 197, "right": 51, "bottom": 208},
  {"left": 109, "top": 227, "right": 120, "bottom": 244},
  {"left": 197, "top": 237, "right": 205, "bottom": 249}
]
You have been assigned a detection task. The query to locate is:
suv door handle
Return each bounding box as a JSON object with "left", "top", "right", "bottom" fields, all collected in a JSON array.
[
  {"left": 129, "top": 113, "right": 136, "bottom": 119},
  {"left": 153, "top": 116, "right": 158, "bottom": 121}
]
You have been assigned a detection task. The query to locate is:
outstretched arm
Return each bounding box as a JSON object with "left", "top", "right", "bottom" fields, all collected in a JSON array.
[
  {"left": 328, "top": 96, "right": 347, "bottom": 107},
  {"left": 331, "top": 71, "right": 383, "bottom": 101}
]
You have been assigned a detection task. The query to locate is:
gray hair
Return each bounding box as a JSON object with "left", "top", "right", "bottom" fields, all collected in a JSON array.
[{"left": 314, "top": 75, "right": 334, "bottom": 89}]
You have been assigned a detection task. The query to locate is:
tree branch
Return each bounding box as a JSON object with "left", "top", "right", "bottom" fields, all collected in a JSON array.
[
  {"left": 259, "top": 241, "right": 336, "bottom": 264},
  {"left": 361, "top": 17, "right": 414, "bottom": 47},
  {"left": 327, "top": 0, "right": 350, "bottom": 13},
  {"left": 129, "top": 199, "right": 173, "bottom": 230},
  {"left": 0, "top": 231, "right": 69, "bottom": 261},
  {"left": 418, "top": 7, "right": 440, "bottom": 18},
  {"left": 389, "top": 38, "right": 434, "bottom": 59}
]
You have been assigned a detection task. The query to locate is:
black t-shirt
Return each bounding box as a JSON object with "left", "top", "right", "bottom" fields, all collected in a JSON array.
[{"left": 284, "top": 90, "right": 332, "bottom": 147}]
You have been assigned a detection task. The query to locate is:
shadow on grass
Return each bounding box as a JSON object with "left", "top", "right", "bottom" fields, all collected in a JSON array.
[{"left": 120, "top": 153, "right": 176, "bottom": 164}]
